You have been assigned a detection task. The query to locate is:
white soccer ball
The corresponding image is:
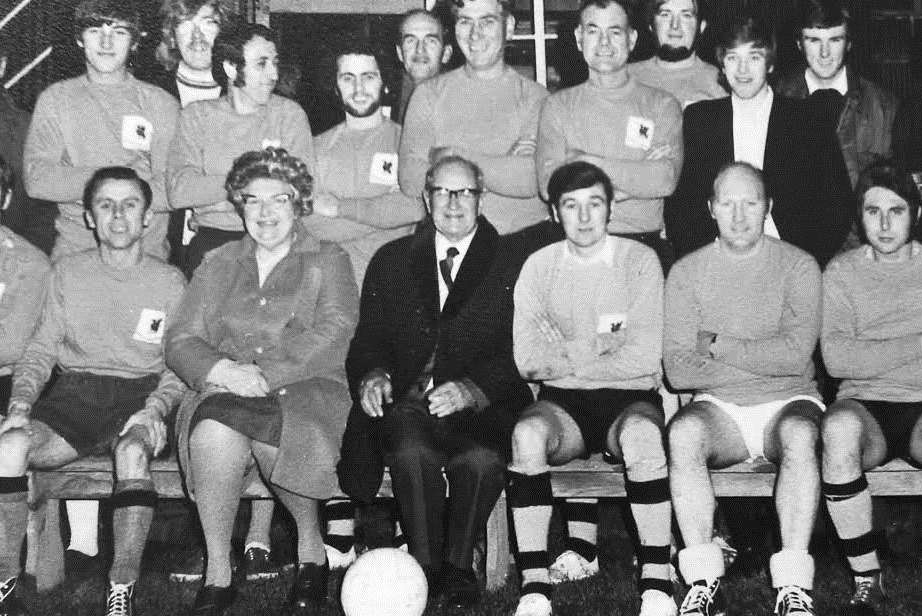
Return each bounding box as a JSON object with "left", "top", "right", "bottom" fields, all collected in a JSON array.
[{"left": 340, "top": 547, "right": 428, "bottom": 616}]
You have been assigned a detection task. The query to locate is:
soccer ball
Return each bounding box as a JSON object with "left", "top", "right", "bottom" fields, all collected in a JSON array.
[{"left": 340, "top": 548, "right": 428, "bottom": 616}]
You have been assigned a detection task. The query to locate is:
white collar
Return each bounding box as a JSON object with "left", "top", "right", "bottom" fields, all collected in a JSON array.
[
  {"left": 562, "top": 235, "right": 615, "bottom": 267},
  {"left": 805, "top": 67, "right": 848, "bottom": 96},
  {"left": 731, "top": 84, "right": 774, "bottom": 112},
  {"left": 434, "top": 227, "right": 477, "bottom": 262}
]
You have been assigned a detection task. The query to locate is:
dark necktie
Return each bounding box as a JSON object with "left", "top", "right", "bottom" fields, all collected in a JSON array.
[{"left": 439, "top": 246, "right": 459, "bottom": 291}]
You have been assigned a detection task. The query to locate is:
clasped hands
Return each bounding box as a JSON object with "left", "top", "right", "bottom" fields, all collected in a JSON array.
[{"left": 359, "top": 369, "right": 475, "bottom": 419}]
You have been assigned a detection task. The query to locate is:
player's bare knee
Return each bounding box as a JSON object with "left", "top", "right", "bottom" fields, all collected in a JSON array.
[
  {"left": 113, "top": 433, "right": 151, "bottom": 479},
  {"left": 667, "top": 412, "right": 707, "bottom": 457},
  {"left": 511, "top": 415, "right": 553, "bottom": 470},
  {"left": 777, "top": 414, "right": 819, "bottom": 458},
  {"left": 0, "top": 429, "right": 31, "bottom": 475},
  {"left": 820, "top": 407, "right": 863, "bottom": 450},
  {"left": 617, "top": 414, "right": 665, "bottom": 466}
]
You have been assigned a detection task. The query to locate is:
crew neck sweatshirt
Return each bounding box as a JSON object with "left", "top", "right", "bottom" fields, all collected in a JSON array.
[
  {"left": 514, "top": 236, "right": 663, "bottom": 390},
  {"left": 10, "top": 251, "right": 186, "bottom": 416},
  {"left": 628, "top": 55, "right": 726, "bottom": 108},
  {"left": 536, "top": 75, "right": 683, "bottom": 234},
  {"left": 399, "top": 65, "right": 548, "bottom": 234},
  {"left": 823, "top": 243, "right": 922, "bottom": 402},
  {"left": 664, "top": 237, "right": 821, "bottom": 405},
  {"left": 24, "top": 75, "right": 179, "bottom": 260}
]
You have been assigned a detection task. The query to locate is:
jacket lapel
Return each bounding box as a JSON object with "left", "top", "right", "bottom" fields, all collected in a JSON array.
[
  {"left": 441, "top": 218, "right": 498, "bottom": 319},
  {"left": 409, "top": 221, "right": 440, "bottom": 321},
  {"left": 718, "top": 98, "right": 735, "bottom": 163}
]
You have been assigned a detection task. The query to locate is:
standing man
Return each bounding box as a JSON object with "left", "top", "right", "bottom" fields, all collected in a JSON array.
[
  {"left": 665, "top": 163, "right": 823, "bottom": 616},
  {"left": 508, "top": 162, "right": 672, "bottom": 616},
  {"left": 820, "top": 161, "right": 922, "bottom": 616},
  {"left": 24, "top": 0, "right": 179, "bottom": 261},
  {"left": 393, "top": 9, "right": 452, "bottom": 124},
  {"left": 399, "top": 0, "right": 549, "bottom": 235},
  {"left": 307, "top": 43, "right": 424, "bottom": 285},
  {"left": 666, "top": 16, "right": 853, "bottom": 266},
  {"left": 167, "top": 20, "right": 313, "bottom": 278},
  {"left": 0, "top": 167, "right": 186, "bottom": 616},
  {"left": 777, "top": 0, "right": 897, "bottom": 190},
  {"left": 347, "top": 156, "right": 532, "bottom": 610},
  {"left": 536, "top": 0, "right": 683, "bottom": 270},
  {"left": 628, "top": 0, "right": 725, "bottom": 109}
]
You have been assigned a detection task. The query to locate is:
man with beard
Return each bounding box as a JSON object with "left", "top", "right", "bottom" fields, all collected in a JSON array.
[
  {"left": 628, "top": 0, "right": 725, "bottom": 109},
  {"left": 393, "top": 9, "right": 452, "bottom": 124},
  {"left": 307, "top": 44, "right": 423, "bottom": 285},
  {"left": 167, "top": 20, "right": 313, "bottom": 278}
]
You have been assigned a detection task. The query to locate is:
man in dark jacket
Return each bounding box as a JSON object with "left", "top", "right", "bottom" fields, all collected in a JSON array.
[{"left": 346, "top": 155, "right": 532, "bottom": 610}]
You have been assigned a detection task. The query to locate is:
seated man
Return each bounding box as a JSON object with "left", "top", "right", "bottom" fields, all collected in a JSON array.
[
  {"left": 347, "top": 155, "right": 532, "bottom": 609},
  {"left": 664, "top": 162, "right": 823, "bottom": 616},
  {"left": 820, "top": 160, "right": 922, "bottom": 616},
  {"left": 507, "top": 161, "right": 671, "bottom": 616},
  {"left": 0, "top": 167, "right": 186, "bottom": 616}
]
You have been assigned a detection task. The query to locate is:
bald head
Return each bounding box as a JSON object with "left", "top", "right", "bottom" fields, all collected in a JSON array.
[
  {"left": 712, "top": 162, "right": 766, "bottom": 202},
  {"left": 709, "top": 162, "right": 771, "bottom": 254}
]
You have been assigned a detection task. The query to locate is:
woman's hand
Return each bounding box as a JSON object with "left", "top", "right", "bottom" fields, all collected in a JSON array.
[{"left": 206, "top": 358, "right": 270, "bottom": 397}]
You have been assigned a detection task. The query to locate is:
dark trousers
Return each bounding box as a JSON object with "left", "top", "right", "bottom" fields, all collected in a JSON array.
[{"left": 382, "top": 398, "right": 506, "bottom": 571}]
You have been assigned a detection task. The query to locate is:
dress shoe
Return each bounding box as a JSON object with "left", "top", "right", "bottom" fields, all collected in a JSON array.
[
  {"left": 439, "top": 563, "right": 480, "bottom": 610},
  {"left": 189, "top": 584, "right": 236, "bottom": 616},
  {"left": 289, "top": 561, "right": 329, "bottom": 612}
]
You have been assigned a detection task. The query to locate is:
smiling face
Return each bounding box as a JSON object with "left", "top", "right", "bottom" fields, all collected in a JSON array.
[
  {"left": 79, "top": 20, "right": 134, "bottom": 78},
  {"left": 241, "top": 177, "right": 298, "bottom": 252},
  {"left": 709, "top": 166, "right": 770, "bottom": 255},
  {"left": 175, "top": 4, "right": 221, "bottom": 71},
  {"left": 861, "top": 186, "right": 914, "bottom": 262},
  {"left": 397, "top": 12, "right": 449, "bottom": 84},
  {"left": 576, "top": 3, "right": 636, "bottom": 76},
  {"left": 454, "top": 0, "right": 508, "bottom": 73},
  {"left": 86, "top": 178, "right": 150, "bottom": 250},
  {"left": 800, "top": 24, "right": 848, "bottom": 83},
  {"left": 426, "top": 160, "right": 480, "bottom": 243},
  {"left": 652, "top": 0, "right": 698, "bottom": 52},
  {"left": 336, "top": 53, "right": 383, "bottom": 119},
  {"left": 556, "top": 183, "right": 611, "bottom": 256},
  {"left": 722, "top": 41, "right": 770, "bottom": 99},
  {"left": 230, "top": 35, "right": 278, "bottom": 106}
]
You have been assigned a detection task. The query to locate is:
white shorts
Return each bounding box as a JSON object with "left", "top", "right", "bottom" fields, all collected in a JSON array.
[{"left": 693, "top": 394, "right": 825, "bottom": 461}]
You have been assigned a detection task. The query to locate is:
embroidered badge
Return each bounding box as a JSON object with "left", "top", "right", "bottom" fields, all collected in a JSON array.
[
  {"left": 121, "top": 116, "right": 153, "bottom": 151},
  {"left": 624, "top": 116, "right": 654, "bottom": 150},
  {"left": 369, "top": 152, "right": 399, "bottom": 186},
  {"left": 133, "top": 308, "right": 166, "bottom": 344},
  {"left": 597, "top": 313, "right": 627, "bottom": 334}
]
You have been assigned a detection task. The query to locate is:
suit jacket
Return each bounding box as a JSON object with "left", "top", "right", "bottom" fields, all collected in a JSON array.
[
  {"left": 665, "top": 94, "right": 854, "bottom": 267},
  {"left": 347, "top": 216, "right": 532, "bottom": 424}
]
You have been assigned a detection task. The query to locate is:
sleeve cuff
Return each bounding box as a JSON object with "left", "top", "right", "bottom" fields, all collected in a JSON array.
[{"left": 459, "top": 377, "right": 490, "bottom": 412}]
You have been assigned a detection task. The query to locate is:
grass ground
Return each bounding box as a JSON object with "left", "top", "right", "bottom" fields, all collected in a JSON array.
[{"left": 16, "top": 499, "right": 922, "bottom": 615}]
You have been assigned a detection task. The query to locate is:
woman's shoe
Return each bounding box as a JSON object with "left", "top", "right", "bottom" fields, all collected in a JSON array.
[
  {"left": 288, "top": 561, "right": 329, "bottom": 612},
  {"left": 189, "top": 584, "right": 236, "bottom": 616}
]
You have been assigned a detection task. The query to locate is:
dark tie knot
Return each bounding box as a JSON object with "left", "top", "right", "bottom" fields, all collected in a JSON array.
[
  {"left": 446, "top": 247, "right": 459, "bottom": 260},
  {"left": 440, "top": 247, "right": 460, "bottom": 290}
]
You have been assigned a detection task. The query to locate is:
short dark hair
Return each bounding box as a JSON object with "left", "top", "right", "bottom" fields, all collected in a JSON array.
[
  {"left": 547, "top": 161, "right": 615, "bottom": 208},
  {"left": 856, "top": 160, "right": 921, "bottom": 228},
  {"left": 579, "top": 0, "right": 636, "bottom": 26},
  {"left": 449, "top": 0, "right": 512, "bottom": 18},
  {"left": 797, "top": 0, "right": 850, "bottom": 36},
  {"left": 335, "top": 40, "right": 383, "bottom": 75},
  {"left": 425, "top": 155, "right": 484, "bottom": 193},
  {"left": 715, "top": 16, "right": 776, "bottom": 70},
  {"left": 82, "top": 167, "right": 153, "bottom": 212},
  {"left": 156, "top": 0, "right": 234, "bottom": 71},
  {"left": 225, "top": 148, "right": 314, "bottom": 217},
  {"left": 74, "top": 0, "right": 143, "bottom": 44},
  {"left": 645, "top": 0, "right": 700, "bottom": 26},
  {"left": 211, "top": 20, "right": 277, "bottom": 90}
]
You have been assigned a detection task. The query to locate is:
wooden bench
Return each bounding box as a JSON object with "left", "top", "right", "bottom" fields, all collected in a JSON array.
[{"left": 26, "top": 455, "right": 922, "bottom": 593}]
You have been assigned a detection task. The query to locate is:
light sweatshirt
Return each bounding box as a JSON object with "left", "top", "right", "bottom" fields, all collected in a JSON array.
[
  {"left": 823, "top": 243, "right": 922, "bottom": 402},
  {"left": 514, "top": 236, "right": 663, "bottom": 390},
  {"left": 664, "top": 237, "right": 821, "bottom": 405}
]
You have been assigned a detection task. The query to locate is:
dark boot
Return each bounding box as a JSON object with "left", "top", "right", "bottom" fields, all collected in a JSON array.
[
  {"left": 288, "top": 562, "right": 329, "bottom": 613},
  {"left": 189, "top": 584, "right": 236, "bottom": 616}
]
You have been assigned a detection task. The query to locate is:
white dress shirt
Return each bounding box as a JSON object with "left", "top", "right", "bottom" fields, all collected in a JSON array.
[
  {"left": 732, "top": 85, "right": 780, "bottom": 239},
  {"left": 434, "top": 227, "right": 477, "bottom": 310}
]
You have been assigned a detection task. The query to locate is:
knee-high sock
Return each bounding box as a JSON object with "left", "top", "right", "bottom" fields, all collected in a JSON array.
[
  {"left": 0, "top": 477, "right": 28, "bottom": 581},
  {"left": 325, "top": 500, "right": 355, "bottom": 553},
  {"left": 66, "top": 500, "right": 99, "bottom": 556},
  {"left": 507, "top": 470, "right": 553, "bottom": 598},
  {"left": 823, "top": 475, "right": 880, "bottom": 575},
  {"left": 110, "top": 479, "right": 157, "bottom": 584},
  {"left": 562, "top": 498, "right": 598, "bottom": 562},
  {"left": 626, "top": 476, "right": 673, "bottom": 593}
]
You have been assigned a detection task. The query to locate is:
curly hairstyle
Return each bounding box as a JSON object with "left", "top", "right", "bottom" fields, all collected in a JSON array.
[
  {"left": 74, "top": 0, "right": 143, "bottom": 44},
  {"left": 225, "top": 148, "right": 313, "bottom": 217},
  {"left": 155, "top": 0, "right": 235, "bottom": 72}
]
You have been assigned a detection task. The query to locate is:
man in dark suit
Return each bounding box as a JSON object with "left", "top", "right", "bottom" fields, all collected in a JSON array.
[
  {"left": 347, "top": 155, "right": 532, "bottom": 609},
  {"left": 665, "top": 16, "right": 853, "bottom": 267}
]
